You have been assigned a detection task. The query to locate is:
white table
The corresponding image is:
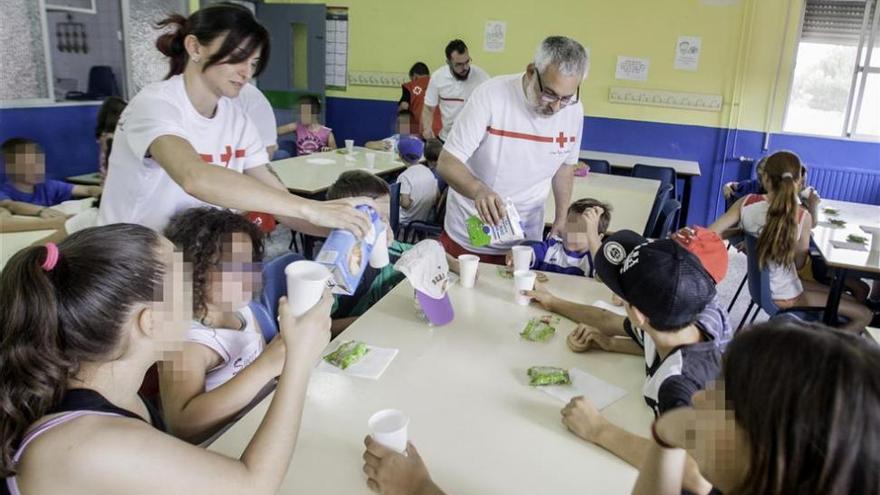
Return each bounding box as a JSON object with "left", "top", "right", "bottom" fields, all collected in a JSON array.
[
  {"left": 270, "top": 147, "right": 407, "bottom": 196},
  {"left": 811, "top": 199, "right": 880, "bottom": 324},
  {"left": 1, "top": 229, "right": 56, "bottom": 271},
  {"left": 210, "top": 265, "right": 652, "bottom": 494},
  {"left": 545, "top": 174, "right": 660, "bottom": 234},
  {"left": 580, "top": 150, "right": 701, "bottom": 227}
]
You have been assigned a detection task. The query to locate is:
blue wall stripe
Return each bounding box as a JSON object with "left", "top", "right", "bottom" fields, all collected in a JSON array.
[{"left": 2, "top": 98, "right": 877, "bottom": 227}]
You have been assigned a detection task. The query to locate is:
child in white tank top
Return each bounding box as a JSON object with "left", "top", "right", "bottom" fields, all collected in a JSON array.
[{"left": 160, "top": 207, "right": 287, "bottom": 443}]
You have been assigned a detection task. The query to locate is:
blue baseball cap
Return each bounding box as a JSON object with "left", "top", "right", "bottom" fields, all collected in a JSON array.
[{"left": 397, "top": 135, "right": 424, "bottom": 164}]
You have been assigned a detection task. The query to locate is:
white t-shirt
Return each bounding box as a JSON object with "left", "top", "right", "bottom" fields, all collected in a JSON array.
[
  {"left": 425, "top": 65, "right": 490, "bottom": 141},
  {"left": 443, "top": 73, "right": 583, "bottom": 254},
  {"left": 398, "top": 164, "right": 439, "bottom": 224},
  {"left": 236, "top": 82, "right": 278, "bottom": 150},
  {"left": 740, "top": 194, "right": 807, "bottom": 300},
  {"left": 98, "top": 75, "right": 268, "bottom": 231},
  {"left": 185, "top": 305, "right": 265, "bottom": 392}
]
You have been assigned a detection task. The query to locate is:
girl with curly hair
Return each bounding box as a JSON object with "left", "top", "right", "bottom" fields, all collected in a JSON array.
[{"left": 160, "top": 207, "right": 285, "bottom": 443}]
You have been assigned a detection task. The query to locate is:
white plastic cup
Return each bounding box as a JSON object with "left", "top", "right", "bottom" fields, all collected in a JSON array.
[
  {"left": 365, "top": 152, "right": 376, "bottom": 169},
  {"left": 284, "top": 260, "right": 331, "bottom": 317},
  {"left": 457, "top": 254, "right": 480, "bottom": 288},
  {"left": 368, "top": 409, "right": 409, "bottom": 454},
  {"left": 514, "top": 270, "right": 537, "bottom": 306},
  {"left": 511, "top": 246, "right": 535, "bottom": 272},
  {"left": 369, "top": 227, "right": 390, "bottom": 268},
  {"left": 345, "top": 139, "right": 354, "bottom": 154}
]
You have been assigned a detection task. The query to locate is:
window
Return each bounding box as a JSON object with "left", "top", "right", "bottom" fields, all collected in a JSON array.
[{"left": 784, "top": 0, "right": 880, "bottom": 139}]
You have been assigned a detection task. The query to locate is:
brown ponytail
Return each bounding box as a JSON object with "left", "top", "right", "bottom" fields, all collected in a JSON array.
[
  {"left": 757, "top": 151, "right": 803, "bottom": 269},
  {"left": 0, "top": 224, "right": 165, "bottom": 477},
  {"left": 154, "top": 3, "right": 270, "bottom": 80}
]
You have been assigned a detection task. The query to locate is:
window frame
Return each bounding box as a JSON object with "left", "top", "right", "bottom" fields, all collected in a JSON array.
[{"left": 781, "top": 0, "right": 880, "bottom": 142}]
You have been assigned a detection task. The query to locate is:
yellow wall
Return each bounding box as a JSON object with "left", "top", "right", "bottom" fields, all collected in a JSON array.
[{"left": 194, "top": 0, "right": 804, "bottom": 133}]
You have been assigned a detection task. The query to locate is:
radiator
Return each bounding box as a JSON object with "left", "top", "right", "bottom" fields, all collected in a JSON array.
[{"left": 807, "top": 166, "right": 880, "bottom": 205}]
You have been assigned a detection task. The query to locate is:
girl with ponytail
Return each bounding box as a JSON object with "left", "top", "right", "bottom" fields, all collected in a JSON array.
[
  {"left": 97, "top": 2, "right": 373, "bottom": 239},
  {"left": 1, "top": 224, "right": 333, "bottom": 495},
  {"left": 710, "top": 151, "right": 871, "bottom": 331}
]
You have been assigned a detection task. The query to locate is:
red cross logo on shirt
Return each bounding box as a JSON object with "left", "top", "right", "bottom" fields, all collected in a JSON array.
[
  {"left": 219, "top": 145, "right": 247, "bottom": 167},
  {"left": 555, "top": 131, "right": 575, "bottom": 149}
]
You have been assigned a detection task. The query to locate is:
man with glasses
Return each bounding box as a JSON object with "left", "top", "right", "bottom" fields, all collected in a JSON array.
[
  {"left": 421, "top": 39, "right": 490, "bottom": 142},
  {"left": 436, "top": 36, "right": 587, "bottom": 264}
]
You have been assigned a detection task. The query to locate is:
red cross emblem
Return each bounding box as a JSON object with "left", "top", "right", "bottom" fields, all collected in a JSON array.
[{"left": 555, "top": 131, "right": 575, "bottom": 149}]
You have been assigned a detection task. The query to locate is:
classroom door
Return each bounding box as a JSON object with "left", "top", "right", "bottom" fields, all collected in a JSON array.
[{"left": 255, "top": 3, "right": 326, "bottom": 95}]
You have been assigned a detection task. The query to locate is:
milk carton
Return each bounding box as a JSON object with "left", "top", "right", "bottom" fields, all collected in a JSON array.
[
  {"left": 466, "top": 199, "right": 525, "bottom": 248},
  {"left": 315, "top": 205, "right": 389, "bottom": 295}
]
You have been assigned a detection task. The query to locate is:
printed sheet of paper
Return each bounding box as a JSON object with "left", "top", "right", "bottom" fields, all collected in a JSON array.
[
  {"left": 674, "top": 36, "right": 701, "bottom": 71},
  {"left": 484, "top": 21, "right": 506, "bottom": 52},
  {"left": 615, "top": 56, "right": 650, "bottom": 81}
]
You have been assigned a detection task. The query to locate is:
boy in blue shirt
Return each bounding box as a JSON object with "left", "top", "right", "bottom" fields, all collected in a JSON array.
[
  {"left": 1, "top": 138, "right": 102, "bottom": 207},
  {"left": 508, "top": 198, "right": 611, "bottom": 277}
]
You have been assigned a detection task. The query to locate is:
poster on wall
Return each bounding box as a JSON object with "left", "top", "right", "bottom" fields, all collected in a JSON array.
[
  {"left": 484, "top": 21, "right": 506, "bottom": 52},
  {"left": 326, "top": 7, "right": 348, "bottom": 89},
  {"left": 674, "top": 36, "right": 701, "bottom": 71},
  {"left": 615, "top": 56, "right": 649, "bottom": 81}
]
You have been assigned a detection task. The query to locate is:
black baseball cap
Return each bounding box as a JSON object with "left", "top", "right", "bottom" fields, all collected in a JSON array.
[{"left": 595, "top": 230, "right": 716, "bottom": 331}]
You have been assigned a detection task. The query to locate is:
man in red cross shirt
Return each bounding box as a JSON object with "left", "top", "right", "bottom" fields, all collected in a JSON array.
[{"left": 436, "top": 36, "right": 588, "bottom": 264}]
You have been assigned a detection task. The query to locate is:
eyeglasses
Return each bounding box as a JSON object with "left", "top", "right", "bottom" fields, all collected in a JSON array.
[{"left": 535, "top": 70, "right": 579, "bottom": 106}]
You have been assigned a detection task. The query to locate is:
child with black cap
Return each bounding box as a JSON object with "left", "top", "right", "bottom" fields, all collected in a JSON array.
[{"left": 546, "top": 229, "right": 727, "bottom": 495}]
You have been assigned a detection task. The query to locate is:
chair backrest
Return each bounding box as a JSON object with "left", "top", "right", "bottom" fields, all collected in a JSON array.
[
  {"left": 643, "top": 183, "right": 673, "bottom": 237},
  {"left": 251, "top": 252, "right": 304, "bottom": 341},
  {"left": 388, "top": 180, "right": 401, "bottom": 236},
  {"left": 632, "top": 164, "right": 677, "bottom": 200},
  {"left": 584, "top": 159, "right": 611, "bottom": 175},
  {"left": 88, "top": 66, "right": 120, "bottom": 97},
  {"left": 744, "top": 234, "right": 780, "bottom": 317},
  {"left": 653, "top": 197, "right": 682, "bottom": 239}
]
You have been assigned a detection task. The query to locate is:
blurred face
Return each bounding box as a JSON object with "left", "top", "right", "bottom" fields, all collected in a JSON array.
[
  {"left": 562, "top": 212, "right": 591, "bottom": 253},
  {"left": 299, "top": 102, "right": 317, "bottom": 125},
  {"left": 396, "top": 114, "right": 414, "bottom": 135},
  {"left": 526, "top": 63, "right": 580, "bottom": 117},
  {"left": 206, "top": 232, "right": 260, "bottom": 312},
  {"left": 4, "top": 142, "right": 45, "bottom": 184},
  {"left": 151, "top": 237, "right": 192, "bottom": 355},
  {"left": 192, "top": 34, "right": 262, "bottom": 99},
  {"left": 448, "top": 50, "right": 471, "bottom": 80},
  {"left": 687, "top": 382, "right": 750, "bottom": 493}
]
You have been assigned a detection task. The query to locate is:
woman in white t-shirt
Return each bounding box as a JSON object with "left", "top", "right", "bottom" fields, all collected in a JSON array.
[
  {"left": 161, "top": 207, "right": 281, "bottom": 443},
  {"left": 97, "top": 3, "right": 371, "bottom": 237}
]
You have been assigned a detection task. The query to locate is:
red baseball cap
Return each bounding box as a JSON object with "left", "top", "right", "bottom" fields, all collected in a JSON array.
[
  {"left": 670, "top": 226, "right": 728, "bottom": 284},
  {"left": 245, "top": 212, "right": 277, "bottom": 234}
]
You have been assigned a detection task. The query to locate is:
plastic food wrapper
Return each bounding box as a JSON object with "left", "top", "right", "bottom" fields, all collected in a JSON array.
[
  {"left": 316, "top": 205, "right": 388, "bottom": 295},
  {"left": 323, "top": 340, "right": 370, "bottom": 370},
  {"left": 520, "top": 315, "right": 561, "bottom": 342},
  {"left": 466, "top": 199, "right": 525, "bottom": 247},
  {"left": 527, "top": 366, "right": 571, "bottom": 386}
]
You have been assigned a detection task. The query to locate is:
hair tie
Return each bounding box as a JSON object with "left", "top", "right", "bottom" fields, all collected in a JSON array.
[
  {"left": 42, "top": 243, "right": 59, "bottom": 271},
  {"left": 781, "top": 172, "right": 794, "bottom": 179}
]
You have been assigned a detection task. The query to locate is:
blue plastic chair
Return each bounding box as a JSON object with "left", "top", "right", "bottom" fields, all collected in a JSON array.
[
  {"left": 584, "top": 159, "right": 611, "bottom": 175},
  {"left": 248, "top": 252, "right": 304, "bottom": 342},
  {"left": 633, "top": 164, "right": 677, "bottom": 201},
  {"left": 652, "top": 197, "right": 681, "bottom": 239},
  {"left": 739, "top": 235, "right": 833, "bottom": 330},
  {"left": 388, "top": 181, "right": 401, "bottom": 237},
  {"left": 643, "top": 183, "right": 673, "bottom": 238}
]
